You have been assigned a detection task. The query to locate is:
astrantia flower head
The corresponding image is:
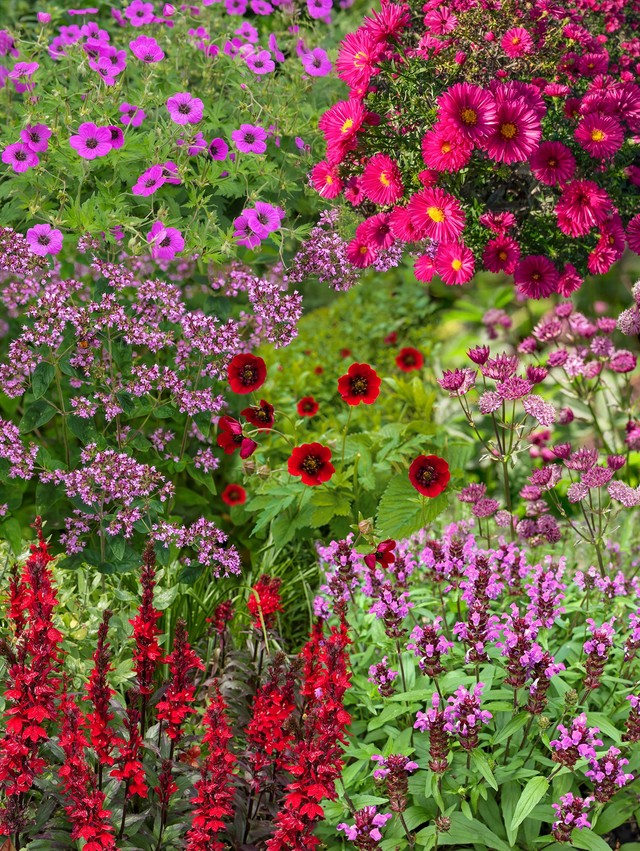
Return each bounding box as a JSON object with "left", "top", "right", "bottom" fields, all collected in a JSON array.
[
  {"left": 408, "top": 187, "right": 466, "bottom": 242},
  {"left": 361, "top": 153, "right": 404, "bottom": 205},
  {"left": 514, "top": 255, "right": 559, "bottom": 299},
  {"left": 288, "top": 442, "right": 335, "bottom": 486},
  {"left": 227, "top": 353, "right": 267, "bottom": 395},
  {"left": 435, "top": 242, "right": 474, "bottom": 286},
  {"left": 338, "top": 363, "right": 381, "bottom": 405},
  {"left": 166, "top": 92, "right": 204, "bottom": 125},
  {"left": 26, "top": 224, "right": 63, "bottom": 257},
  {"left": 467, "top": 345, "right": 490, "bottom": 365},
  {"left": 575, "top": 113, "right": 624, "bottom": 158},
  {"left": 482, "top": 353, "right": 518, "bottom": 381},
  {"left": 437, "top": 82, "right": 498, "bottom": 143},
  {"left": 409, "top": 454, "right": 450, "bottom": 496},
  {"left": 477, "top": 392, "right": 499, "bottom": 414},
  {"left": 438, "top": 368, "right": 476, "bottom": 395}
]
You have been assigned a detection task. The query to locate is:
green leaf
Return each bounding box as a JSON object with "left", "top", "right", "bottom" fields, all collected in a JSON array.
[
  {"left": 432, "top": 812, "right": 512, "bottom": 851},
  {"left": 35, "top": 480, "right": 64, "bottom": 514},
  {"left": 154, "top": 586, "right": 180, "bottom": 610},
  {"left": 0, "top": 481, "right": 23, "bottom": 512},
  {"left": 188, "top": 463, "right": 217, "bottom": 495},
  {"left": 107, "top": 534, "right": 126, "bottom": 561},
  {"left": 19, "top": 399, "right": 57, "bottom": 433},
  {"left": 0, "top": 517, "right": 21, "bottom": 553},
  {"left": 572, "top": 828, "right": 614, "bottom": 851},
  {"left": 377, "top": 474, "right": 449, "bottom": 539},
  {"left": 129, "top": 432, "right": 152, "bottom": 451},
  {"left": 471, "top": 748, "right": 498, "bottom": 791},
  {"left": 507, "top": 776, "right": 549, "bottom": 846},
  {"left": 31, "top": 362, "right": 55, "bottom": 399},
  {"left": 67, "top": 414, "right": 98, "bottom": 444},
  {"left": 59, "top": 549, "right": 101, "bottom": 570},
  {"left": 585, "top": 712, "right": 622, "bottom": 744},
  {"left": 493, "top": 712, "right": 529, "bottom": 745},
  {"left": 179, "top": 563, "right": 205, "bottom": 584},
  {"left": 310, "top": 489, "right": 352, "bottom": 527}
]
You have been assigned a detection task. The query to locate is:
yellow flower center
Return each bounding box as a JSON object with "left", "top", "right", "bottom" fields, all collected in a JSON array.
[
  {"left": 547, "top": 157, "right": 558, "bottom": 167},
  {"left": 354, "top": 50, "right": 369, "bottom": 68},
  {"left": 360, "top": 245, "right": 368, "bottom": 254},
  {"left": 451, "top": 259, "right": 463, "bottom": 271},
  {"left": 460, "top": 108, "right": 478, "bottom": 126},
  {"left": 591, "top": 129, "right": 606, "bottom": 142},
  {"left": 441, "top": 141, "right": 452, "bottom": 153},
  {"left": 341, "top": 118, "right": 354, "bottom": 133},
  {"left": 500, "top": 122, "right": 517, "bottom": 139},
  {"left": 379, "top": 171, "right": 390, "bottom": 186},
  {"left": 427, "top": 206, "right": 445, "bottom": 222},
  {"left": 498, "top": 250, "right": 508, "bottom": 261},
  {"left": 326, "top": 175, "right": 334, "bottom": 184},
  {"left": 511, "top": 36, "right": 521, "bottom": 44}
]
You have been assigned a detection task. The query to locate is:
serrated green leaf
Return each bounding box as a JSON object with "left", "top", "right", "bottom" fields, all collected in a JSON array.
[
  {"left": 508, "top": 776, "right": 549, "bottom": 846},
  {"left": 19, "top": 399, "right": 57, "bottom": 433},
  {"left": 31, "top": 362, "right": 55, "bottom": 399},
  {"left": 377, "top": 475, "right": 449, "bottom": 539}
]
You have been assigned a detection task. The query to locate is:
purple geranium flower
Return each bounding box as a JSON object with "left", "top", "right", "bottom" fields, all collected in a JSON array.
[
  {"left": 132, "top": 165, "right": 166, "bottom": 196},
  {"left": 147, "top": 220, "right": 185, "bottom": 259},
  {"left": 107, "top": 126, "right": 125, "bottom": 149},
  {"left": 247, "top": 49, "right": 275, "bottom": 74},
  {"left": 120, "top": 102, "right": 146, "bottom": 126},
  {"left": 233, "top": 215, "right": 262, "bottom": 249},
  {"left": 0, "top": 31, "right": 20, "bottom": 58},
  {"left": 130, "top": 34, "right": 165, "bottom": 62},
  {"left": 125, "top": 0, "right": 155, "bottom": 26},
  {"left": 69, "top": 122, "right": 112, "bottom": 159},
  {"left": 225, "top": 0, "right": 247, "bottom": 14},
  {"left": 26, "top": 224, "right": 63, "bottom": 257},
  {"left": 9, "top": 62, "right": 39, "bottom": 80},
  {"left": 251, "top": 0, "right": 273, "bottom": 13},
  {"left": 268, "top": 33, "right": 285, "bottom": 61},
  {"left": 301, "top": 47, "right": 332, "bottom": 76},
  {"left": 112, "top": 8, "right": 127, "bottom": 25},
  {"left": 177, "top": 131, "right": 208, "bottom": 155},
  {"left": 208, "top": 137, "right": 229, "bottom": 160},
  {"left": 161, "top": 160, "right": 181, "bottom": 184},
  {"left": 235, "top": 22, "right": 258, "bottom": 42},
  {"left": 37, "top": 12, "right": 51, "bottom": 23},
  {"left": 232, "top": 123, "right": 267, "bottom": 153},
  {"left": 307, "top": 0, "right": 332, "bottom": 17},
  {"left": 244, "top": 201, "right": 283, "bottom": 236},
  {"left": 224, "top": 38, "right": 242, "bottom": 57},
  {"left": 2, "top": 142, "right": 39, "bottom": 172},
  {"left": 96, "top": 56, "right": 119, "bottom": 85},
  {"left": 166, "top": 92, "right": 204, "bottom": 125},
  {"left": 21, "top": 123, "right": 51, "bottom": 153}
]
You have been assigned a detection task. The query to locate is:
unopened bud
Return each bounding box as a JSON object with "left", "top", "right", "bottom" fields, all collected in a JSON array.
[
  {"left": 564, "top": 689, "right": 578, "bottom": 707},
  {"left": 537, "top": 715, "right": 552, "bottom": 730},
  {"left": 358, "top": 517, "right": 374, "bottom": 536},
  {"left": 242, "top": 458, "right": 256, "bottom": 476},
  {"left": 435, "top": 816, "right": 451, "bottom": 833},
  {"left": 257, "top": 464, "right": 270, "bottom": 480}
]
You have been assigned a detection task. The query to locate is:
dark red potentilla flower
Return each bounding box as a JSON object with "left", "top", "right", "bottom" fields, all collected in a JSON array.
[
  {"left": 409, "top": 455, "right": 450, "bottom": 497},
  {"left": 288, "top": 442, "right": 335, "bottom": 486},
  {"left": 227, "top": 353, "right": 267, "bottom": 394},
  {"left": 396, "top": 347, "right": 424, "bottom": 372},
  {"left": 217, "top": 415, "right": 258, "bottom": 459},
  {"left": 364, "top": 539, "right": 397, "bottom": 569},
  {"left": 340, "top": 348, "right": 352, "bottom": 358},
  {"left": 248, "top": 575, "right": 284, "bottom": 630},
  {"left": 241, "top": 398, "right": 275, "bottom": 430},
  {"left": 221, "top": 483, "right": 246, "bottom": 506},
  {"left": 338, "top": 362, "right": 381, "bottom": 406},
  {"left": 384, "top": 331, "right": 398, "bottom": 345},
  {"left": 297, "top": 396, "right": 319, "bottom": 417},
  {"left": 314, "top": 365, "right": 324, "bottom": 374}
]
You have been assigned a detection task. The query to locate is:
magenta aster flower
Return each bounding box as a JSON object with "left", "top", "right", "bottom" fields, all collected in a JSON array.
[
  {"left": 437, "top": 82, "right": 498, "bottom": 143},
  {"left": 575, "top": 113, "right": 623, "bottom": 158},
  {"left": 69, "top": 122, "right": 112, "bottom": 159},
  {"left": 482, "top": 235, "right": 520, "bottom": 273},
  {"left": 26, "top": 224, "right": 63, "bottom": 256},
  {"left": 125, "top": 0, "right": 155, "bottom": 26},
  {"left": 246, "top": 49, "right": 275, "bottom": 74},
  {"left": 147, "top": 221, "right": 185, "bottom": 260},
  {"left": 557, "top": 262, "right": 583, "bottom": 297},
  {"left": 421, "top": 125, "right": 473, "bottom": 171},
  {"left": 312, "top": 161, "right": 342, "bottom": 199},
  {"left": 301, "top": 47, "right": 332, "bottom": 76},
  {"left": 166, "top": 92, "right": 204, "bottom": 125},
  {"left": 408, "top": 187, "right": 466, "bottom": 242},
  {"left": 130, "top": 34, "right": 165, "bottom": 62},
  {"left": 120, "top": 102, "right": 145, "bottom": 126},
  {"left": 361, "top": 154, "right": 404, "bottom": 205},
  {"left": 627, "top": 214, "right": 640, "bottom": 254},
  {"left": 20, "top": 123, "right": 51, "bottom": 153},
  {"left": 435, "top": 242, "right": 475, "bottom": 286},
  {"left": 530, "top": 140, "right": 575, "bottom": 186},
  {"left": 231, "top": 124, "right": 267, "bottom": 153},
  {"left": 501, "top": 27, "right": 534, "bottom": 57},
  {"left": 556, "top": 180, "right": 612, "bottom": 238},
  {"left": 514, "top": 255, "right": 559, "bottom": 299},
  {"left": 479, "top": 210, "right": 516, "bottom": 234},
  {"left": 132, "top": 165, "right": 166, "bottom": 196},
  {"left": 208, "top": 137, "right": 228, "bottom": 160},
  {"left": 2, "top": 142, "right": 39, "bottom": 172},
  {"left": 482, "top": 98, "right": 541, "bottom": 164}
]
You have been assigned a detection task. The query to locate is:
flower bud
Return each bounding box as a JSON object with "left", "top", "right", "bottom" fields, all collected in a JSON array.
[
  {"left": 242, "top": 458, "right": 256, "bottom": 476},
  {"left": 435, "top": 816, "right": 452, "bottom": 832},
  {"left": 358, "top": 517, "right": 374, "bottom": 536},
  {"left": 257, "top": 464, "right": 271, "bottom": 480},
  {"left": 37, "top": 11, "right": 51, "bottom": 23}
]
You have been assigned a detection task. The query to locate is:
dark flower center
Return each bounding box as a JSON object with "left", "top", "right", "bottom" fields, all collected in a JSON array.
[
  {"left": 403, "top": 354, "right": 415, "bottom": 365},
  {"left": 145, "top": 178, "right": 157, "bottom": 187},
  {"left": 86, "top": 137, "right": 98, "bottom": 149},
  {"left": 232, "top": 433, "right": 243, "bottom": 445},
  {"left": 15, "top": 150, "right": 27, "bottom": 161},
  {"left": 160, "top": 236, "right": 172, "bottom": 248},
  {"left": 257, "top": 409, "right": 270, "bottom": 421},
  {"left": 312, "top": 57, "right": 322, "bottom": 67},
  {"left": 178, "top": 103, "right": 191, "bottom": 114},
  {"left": 242, "top": 366, "right": 258, "bottom": 385},
  {"left": 144, "top": 52, "right": 155, "bottom": 60},
  {"left": 37, "top": 234, "right": 50, "bottom": 245},
  {"left": 531, "top": 271, "right": 542, "bottom": 282},
  {"left": 350, "top": 376, "right": 368, "bottom": 395},
  {"left": 257, "top": 212, "right": 269, "bottom": 224},
  {"left": 111, "top": 128, "right": 120, "bottom": 140},
  {"left": 29, "top": 132, "right": 40, "bottom": 142},
  {"left": 416, "top": 464, "right": 436, "bottom": 486},
  {"left": 254, "top": 59, "right": 264, "bottom": 67},
  {"left": 244, "top": 133, "right": 255, "bottom": 144},
  {"left": 302, "top": 455, "right": 321, "bottom": 474},
  {"left": 303, "top": 401, "right": 314, "bottom": 411}
]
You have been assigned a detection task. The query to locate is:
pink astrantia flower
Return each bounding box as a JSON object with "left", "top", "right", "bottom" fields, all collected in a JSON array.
[
  {"left": 530, "top": 140, "right": 575, "bottom": 185},
  {"left": 514, "top": 255, "right": 559, "bottom": 299},
  {"left": 437, "top": 82, "right": 498, "bottom": 143},
  {"left": 147, "top": 221, "right": 185, "bottom": 259},
  {"left": 2, "top": 142, "right": 39, "bottom": 172},
  {"left": 130, "top": 35, "right": 165, "bottom": 62},
  {"left": 132, "top": 165, "right": 166, "bottom": 196},
  {"left": 435, "top": 242, "right": 475, "bottom": 286},
  {"left": 301, "top": 47, "right": 332, "bottom": 76},
  {"left": 501, "top": 27, "right": 534, "bottom": 57},
  {"left": 26, "top": 224, "right": 64, "bottom": 256},
  {"left": 125, "top": 0, "right": 155, "bottom": 26},
  {"left": 69, "top": 122, "right": 112, "bottom": 159},
  {"left": 166, "top": 92, "right": 204, "bottom": 125},
  {"left": 20, "top": 123, "right": 51, "bottom": 153},
  {"left": 575, "top": 113, "right": 624, "bottom": 158},
  {"left": 231, "top": 124, "right": 267, "bottom": 153}
]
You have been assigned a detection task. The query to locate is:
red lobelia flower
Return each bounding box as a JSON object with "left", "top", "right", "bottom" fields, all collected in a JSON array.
[
  {"left": 297, "top": 396, "right": 319, "bottom": 417},
  {"left": 84, "top": 609, "right": 121, "bottom": 769},
  {"left": 241, "top": 399, "right": 274, "bottom": 430},
  {"left": 217, "top": 415, "right": 258, "bottom": 459},
  {"left": 338, "top": 362, "right": 381, "bottom": 405},
  {"left": 227, "top": 353, "right": 267, "bottom": 394},
  {"left": 110, "top": 688, "right": 148, "bottom": 799},
  {"left": 221, "top": 483, "right": 246, "bottom": 506},
  {"left": 409, "top": 455, "right": 450, "bottom": 496},
  {"left": 364, "top": 539, "right": 397, "bottom": 569},
  {"left": 248, "top": 574, "right": 284, "bottom": 630},
  {"left": 156, "top": 618, "right": 204, "bottom": 742},
  {"left": 396, "top": 347, "right": 424, "bottom": 372},
  {"left": 288, "top": 443, "right": 335, "bottom": 486}
]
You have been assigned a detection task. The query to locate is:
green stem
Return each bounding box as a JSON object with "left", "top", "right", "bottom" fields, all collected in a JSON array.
[{"left": 340, "top": 407, "right": 353, "bottom": 475}]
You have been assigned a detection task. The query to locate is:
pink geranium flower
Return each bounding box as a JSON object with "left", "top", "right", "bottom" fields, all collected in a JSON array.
[
  {"left": 20, "top": 123, "right": 51, "bottom": 153},
  {"left": 208, "top": 138, "right": 229, "bottom": 160},
  {"left": 125, "top": 0, "right": 155, "bottom": 26},
  {"left": 130, "top": 35, "right": 165, "bottom": 62},
  {"left": 2, "top": 142, "right": 39, "bottom": 172},
  {"left": 120, "top": 102, "right": 146, "bottom": 126},
  {"left": 147, "top": 221, "right": 185, "bottom": 259},
  {"left": 132, "top": 165, "right": 166, "bottom": 196},
  {"left": 26, "top": 224, "right": 64, "bottom": 256},
  {"left": 69, "top": 122, "right": 112, "bottom": 159},
  {"left": 231, "top": 124, "right": 267, "bottom": 153},
  {"left": 166, "top": 92, "right": 204, "bottom": 125},
  {"left": 301, "top": 47, "right": 332, "bottom": 76},
  {"left": 246, "top": 49, "right": 274, "bottom": 74}
]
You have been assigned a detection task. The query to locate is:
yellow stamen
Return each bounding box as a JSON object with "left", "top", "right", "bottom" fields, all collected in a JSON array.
[
  {"left": 452, "top": 259, "right": 463, "bottom": 271},
  {"left": 500, "top": 122, "right": 517, "bottom": 139},
  {"left": 460, "top": 108, "right": 478, "bottom": 126},
  {"left": 427, "top": 206, "right": 445, "bottom": 222}
]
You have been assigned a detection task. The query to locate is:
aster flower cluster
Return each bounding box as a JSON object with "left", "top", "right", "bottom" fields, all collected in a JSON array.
[{"left": 312, "top": 0, "right": 640, "bottom": 289}]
